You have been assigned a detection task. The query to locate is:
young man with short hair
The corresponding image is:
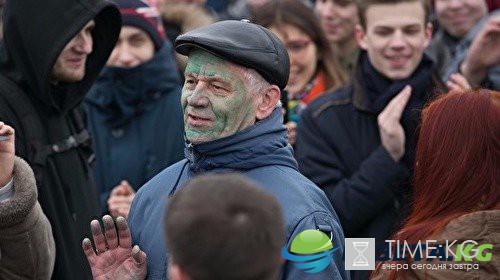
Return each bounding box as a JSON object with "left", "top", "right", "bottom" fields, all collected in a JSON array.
[
  {"left": 0, "top": 0, "right": 121, "bottom": 278},
  {"left": 296, "top": 0, "right": 445, "bottom": 278},
  {"left": 165, "top": 174, "right": 285, "bottom": 280}
]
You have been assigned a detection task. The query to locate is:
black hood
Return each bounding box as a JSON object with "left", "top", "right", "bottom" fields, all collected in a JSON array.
[{"left": 0, "top": 0, "right": 121, "bottom": 112}]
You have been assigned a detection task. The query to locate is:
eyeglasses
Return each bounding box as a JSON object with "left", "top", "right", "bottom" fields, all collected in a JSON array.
[{"left": 285, "top": 40, "right": 312, "bottom": 54}]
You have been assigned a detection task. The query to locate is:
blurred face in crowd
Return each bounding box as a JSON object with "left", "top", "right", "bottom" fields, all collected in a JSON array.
[
  {"left": 181, "top": 50, "right": 258, "bottom": 144},
  {"left": 355, "top": 1, "right": 432, "bottom": 80},
  {"left": 434, "top": 0, "right": 488, "bottom": 38},
  {"left": 51, "top": 20, "right": 95, "bottom": 83},
  {"left": 107, "top": 26, "right": 155, "bottom": 68},
  {"left": 269, "top": 24, "right": 318, "bottom": 95},
  {"left": 315, "top": 0, "right": 358, "bottom": 45}
]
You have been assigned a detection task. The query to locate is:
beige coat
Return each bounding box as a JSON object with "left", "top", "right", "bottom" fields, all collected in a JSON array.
[
  {"left": 0, "top": 157, "right": 55, "bottom": 279},
  {"left": 372, "top": 210, "right": 500, "bottom": 280}
]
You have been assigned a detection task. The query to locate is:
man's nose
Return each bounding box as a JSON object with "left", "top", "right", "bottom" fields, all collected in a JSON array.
[
  {"left": 389, "top": 30, "right": 406, "bottom": 50},
  {"left": 116, "top": 45, "right": 135, "bottom": 67},
  {"left": 447, "top": 0, "right": 464, "bottom": 10},
  {"left": 73, "top": 32, "right": 93, "bottom": 54},
  {"left": 188, "top": 87, "right": 210, "bottom": 107}
]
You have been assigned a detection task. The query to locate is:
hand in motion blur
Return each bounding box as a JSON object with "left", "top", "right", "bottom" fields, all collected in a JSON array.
[
  {"left": 108, "top": 180, "right": 136, "bottom": 218},
  {"left": 460, "top": 16, "right": 500, "bottom": 86},
  {"left": 285, "top": 121, "right": 297, "bottom": 145},
  {"left": 447, "top": 73, "right": 472, "bottom": 91}
]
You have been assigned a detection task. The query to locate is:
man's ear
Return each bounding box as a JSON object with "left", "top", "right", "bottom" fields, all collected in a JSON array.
[
  {"left": 255, "top": 85, "right": 281, "bottom": 120},
  {"left": 355, "top": 24, "right": 368, "bottom": 50},
  {"left": 168, "top": 263, "right": 192, "bottom": 280}
]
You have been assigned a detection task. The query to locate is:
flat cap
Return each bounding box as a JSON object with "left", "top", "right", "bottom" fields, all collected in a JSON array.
[{"left": 175, "top": 20, "right": 290, "bottom": 90}]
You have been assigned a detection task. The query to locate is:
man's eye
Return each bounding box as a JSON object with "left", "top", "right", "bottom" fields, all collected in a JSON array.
[
  {"left": 375, "top": 30, "right": 392, "bottom": 36},
  {"left": 130, "top": 38, "right": 146, "bottom": 47},
  {"left": 405, "top": 29, "right": 420, "bottom": 35},
  {"left": 185, "top": 79, "right": 196, "bottom": 88},
  {"left": 213, "top": 84, "right": 223, "bottom": 90}
]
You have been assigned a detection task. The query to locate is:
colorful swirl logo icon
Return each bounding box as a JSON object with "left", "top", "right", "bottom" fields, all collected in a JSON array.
[{"left": 281, "top": 229, "right": 339, "bottom": 273}]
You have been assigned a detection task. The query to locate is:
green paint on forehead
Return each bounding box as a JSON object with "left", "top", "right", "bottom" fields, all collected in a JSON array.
[{"left": 185, "top": 49, "right": 234, "bottom": 81}]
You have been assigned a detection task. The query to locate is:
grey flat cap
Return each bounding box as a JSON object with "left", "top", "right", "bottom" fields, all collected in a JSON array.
[{"left": 175, "top": 20, "right": 290, "bottom": 90}]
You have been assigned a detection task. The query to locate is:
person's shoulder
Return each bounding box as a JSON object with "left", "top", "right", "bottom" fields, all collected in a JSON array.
[
  {"left": 135, "top": 159, "right": 188, "bottom": 201},
  {"left": 245, "top": 166, "right": 337, "bottom": 221},
  {"left": 303, "top": 85, "right": 354, "bottom": 120},
  {"left": 435, "top": 210, "right": 500, "bottom": 242}
]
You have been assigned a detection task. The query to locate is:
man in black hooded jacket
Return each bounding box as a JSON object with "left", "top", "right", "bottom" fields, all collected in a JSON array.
[{"left": 0, "top": 0, "right": 120, "bottom": 278}]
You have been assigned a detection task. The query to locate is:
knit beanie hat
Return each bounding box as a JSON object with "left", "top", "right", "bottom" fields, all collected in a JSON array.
[{"left": 115, "top": 0, "right": 166, "bottom": 50}]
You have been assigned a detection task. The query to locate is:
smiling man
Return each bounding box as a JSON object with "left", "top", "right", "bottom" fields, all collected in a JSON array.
[
  {"left": 82, "top": 20, "right": 348, "bottom": 280},
  {"left": 295, "top": 1, "right": 445, "bottom": 279},
  {"left": 0, "top": 0, "right": 120, "bottom": 278}
]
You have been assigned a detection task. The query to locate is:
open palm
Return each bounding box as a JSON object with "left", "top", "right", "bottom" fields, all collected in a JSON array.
[{"left": 82, "top": 215, "right": 147, "bottom": 280}]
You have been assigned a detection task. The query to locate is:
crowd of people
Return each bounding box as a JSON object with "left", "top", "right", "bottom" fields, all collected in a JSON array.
[{"left": 0, "top": 0, "right": 498, "bottom": 279}]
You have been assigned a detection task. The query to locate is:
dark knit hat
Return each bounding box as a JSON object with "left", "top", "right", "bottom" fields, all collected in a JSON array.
[
  {"left": 175, "top": 20, "right": 290, "bottom": 90},
  {"left": 115, "top": 0, "right": 165, "bottom": 50}
]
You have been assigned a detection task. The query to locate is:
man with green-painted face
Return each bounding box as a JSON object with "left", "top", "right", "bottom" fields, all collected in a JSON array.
[
  {"left": 83, "top": 20, "right": 348, "bottom": 280},
  {"left": 181, "top": 49, "right": 264, "bottom": 144}
]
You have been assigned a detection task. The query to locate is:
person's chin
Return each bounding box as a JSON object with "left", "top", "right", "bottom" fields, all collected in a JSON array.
[
  {"left": 186, "top": 134, "right": 213, "bottom": 145},
  {"left": 383, "top": 61, "right": 418, "bottom": 80},
  {"left": 59, "top": 71, "right": 86, "bottom": 83},
  {"left": 382, "top": 68, "right": 413, "bottom": 80}
]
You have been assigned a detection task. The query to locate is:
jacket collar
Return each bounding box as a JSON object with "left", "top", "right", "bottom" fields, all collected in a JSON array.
[{"left": 184, "top": 107, "right": 297, "bottom": 174}]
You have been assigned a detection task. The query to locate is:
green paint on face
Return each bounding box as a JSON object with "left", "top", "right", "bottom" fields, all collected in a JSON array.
[{"left": 181, "top": 49, "right": 257, "bottom": 144}]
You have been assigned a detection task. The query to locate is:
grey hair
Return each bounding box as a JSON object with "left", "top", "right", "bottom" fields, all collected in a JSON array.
[
  {"left": 231, "top": 63, "right": 281, "bottom": 108},
  {"left": 239, "top": 67, "right": 272, "bottom": 96}
]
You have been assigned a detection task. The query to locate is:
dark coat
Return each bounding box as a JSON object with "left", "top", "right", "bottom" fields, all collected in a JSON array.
[
  {"left": 85, "top": 42, "right": 185, "bottom": 212},
  {"left": 0, "top": 0, "right": 120, "bottom": 278},
  {"left": 295, "top": 53, "right": 445, "bottom": 279},
  {"left": 128, "top": 108, "right": 349, "bottom": 280}
]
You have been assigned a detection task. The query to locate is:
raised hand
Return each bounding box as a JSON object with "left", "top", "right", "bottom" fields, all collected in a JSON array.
[
  {"left": 0, "top": 122, "right": 15, "bottom": 188},
  {"left": 285, "top": 121, "right": 297, "bottom": 145},
  {"left": 82, "top": 215, "right": 147, "bottom": 280},
  {"left": 460, "top": 16, "right": 500, "bottom": 86},
  {"left": 378, "top": 86, "right": 412, "bottom": 162},
  {"left": 108, "top": 180, "right": 136, "bottom": 218},
  {"left": 447, "top": 73, "right": 471, "bottom": 92}
]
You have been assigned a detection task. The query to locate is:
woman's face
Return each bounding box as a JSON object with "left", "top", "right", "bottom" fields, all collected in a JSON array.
[{"left": 270, "top": 24, "right": 319, "bottom": 95}]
